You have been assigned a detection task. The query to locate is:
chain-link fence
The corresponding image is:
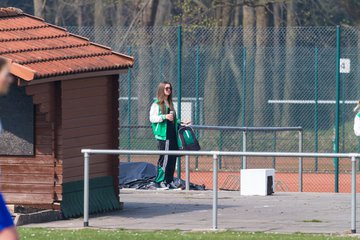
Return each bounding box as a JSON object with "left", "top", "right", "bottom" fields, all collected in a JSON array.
[{"left": 67, "top": 25, "right": 360, "bottom": 192}]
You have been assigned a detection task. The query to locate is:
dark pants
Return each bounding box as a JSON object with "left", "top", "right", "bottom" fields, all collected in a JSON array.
[{"left": 155, "top": 140, "right": 177, "bottom": 184}]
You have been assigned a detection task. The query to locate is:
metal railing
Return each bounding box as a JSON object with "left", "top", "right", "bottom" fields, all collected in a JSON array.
[{"left": 81, "top": 149, "right": 358, "bottom": 233}]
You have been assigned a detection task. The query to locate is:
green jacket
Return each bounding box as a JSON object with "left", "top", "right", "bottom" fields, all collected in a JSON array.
[{"left": 150, "top": 100, "right": 181, "bottom": 144}]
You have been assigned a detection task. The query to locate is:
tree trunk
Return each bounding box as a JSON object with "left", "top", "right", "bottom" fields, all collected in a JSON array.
[
  {"left": 221, "top": 0, "right": 242, "bottom": 126},
  {"left": 281, "top": 0, "right": 298, "bottom": 126},
  {"left": 222, "top": 1, "right": 232, "bottom": 27},
  {"left": 54, "top": 0, "right": 65, "bottom": 25},
  {"left": 76, "top": 0, "right": 83, "bottom": 27},
  {"left": 140, "top": 0, "right": 159, "bottom": 26},
  {"left": 136, "top": 0, "right": 159, "bottom": 136},
  {"left": 203, "top": 0, "right": 222, "bottom": 125},
  {"left": 203, "top": 1, "right": 229, "bottom": 126},
  {"left": 33, "top": 0, "right": 45, "bottom": 18},
  {"left": 94, "top": 1, "right": 105, "bottom": 26},
  {"left": 242, "top": 3, "right": 255, "bottom": 126},
  {"left": 115, "top": 0, "right": 131, "bottom": 27},
  {"left": 234, "top": 0, "right": 242, "bottom": 27},
  {"left": 253, "top": 3, "right": 270, "bottom": 126},
  {"left": 272, "top": 2, "right": 283, "bottom": 126},
  {"left": 94, "top": 0, "right": 106, "bottom": 44},
  {"left": 155, "top": 0, "right": 170, "bottom": 25}
]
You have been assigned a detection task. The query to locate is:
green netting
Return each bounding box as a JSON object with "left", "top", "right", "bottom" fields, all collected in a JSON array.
[
  {"left": 61, "top": 176, "right": 120, "bottom": 219},
  {"left": 66, "top": 25, "right": 360, "bottom": 192}
]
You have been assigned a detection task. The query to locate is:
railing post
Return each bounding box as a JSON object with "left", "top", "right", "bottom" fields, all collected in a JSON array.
[
  {"left": 185, "top": 155, "right": 190, "bottom": 191},
  {"left": 299, "top": 130, "right": 303, "bottom": 192},
  {"left": 242, "top": 131, "right": 247, "bottom": 169},
  {"left": 212, "top": 153, "right": 218, "bottom": 230},
  {"left": 351, "top": 155, "right": 357, "bottom": 233},
  {"left": 83, "top": 152, "right": 90, "bottom": 227}
]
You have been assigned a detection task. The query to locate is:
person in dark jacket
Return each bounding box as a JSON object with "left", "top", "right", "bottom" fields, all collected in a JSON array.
[{"left": 0, "top": 57, "right": 18, "bottom": 240}]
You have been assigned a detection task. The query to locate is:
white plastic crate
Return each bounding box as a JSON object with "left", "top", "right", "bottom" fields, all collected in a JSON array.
[{"left": 240, "top": 169, "right": 275, "bottom": 196}]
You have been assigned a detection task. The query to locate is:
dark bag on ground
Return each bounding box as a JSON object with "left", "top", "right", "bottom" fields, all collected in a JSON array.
[{"left": 178, "top": 126, "right": 201, "bottom": 151}]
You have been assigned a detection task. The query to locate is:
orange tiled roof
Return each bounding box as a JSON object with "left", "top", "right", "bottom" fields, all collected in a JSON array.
[{"left": 0, "top": 7, "right": 134, "bottom": 81}]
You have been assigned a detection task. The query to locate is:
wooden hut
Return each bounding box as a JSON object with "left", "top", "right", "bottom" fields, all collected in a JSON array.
[{"left": 0, "top": 7, "right": 134, "bottom": 217}]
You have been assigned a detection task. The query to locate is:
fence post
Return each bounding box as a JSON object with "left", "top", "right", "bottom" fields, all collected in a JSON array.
[
  {"left": 185, "top": 155, "right": 190, "bottom": 191},
  {"left": 83, "top": 152, "right": 90, "bottom": 227},
  {"left": 314, "top": 47, "right": 318, "bottom": 172},
  {"left": 351, "top": 155, "right": 357, "bottom": 233},
  {"left": 212, "top": 153, "right": 218, "bottom": 230},
  {"left": 299, "top": 130, "right": 303, "bottom": 192},
  {"left": 195, "top": 46, "right": 200, "bottom": 170},
  {"left": 127, "top": 46, "right": 132, "bottom": 162},
  {"left": 341, "top": 71, "right": 346, "bottom": 153},
  {"left": 242, "top": 131, "right": 247, "bottom": 169},
  {"left": 177, "top": 25, "right": 182, "bottom": 179},
  {"left": 334, "top": 25, "right": 341, "bottom": 193}
]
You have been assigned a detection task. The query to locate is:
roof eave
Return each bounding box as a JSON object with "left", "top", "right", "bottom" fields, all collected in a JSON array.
[
  {"left": 112, "top": 51, "right": 135, "bottom": 65},
  {"left": 10, "top": 62, "right": 36, "bottom": 81},
  {"left": 18, "top": 68, "right": 129, "bottom": 86}
]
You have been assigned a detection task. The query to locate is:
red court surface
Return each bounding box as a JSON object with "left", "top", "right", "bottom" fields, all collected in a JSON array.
[{"left": 186, "top": 171, "right": 360, "bottom": 192}]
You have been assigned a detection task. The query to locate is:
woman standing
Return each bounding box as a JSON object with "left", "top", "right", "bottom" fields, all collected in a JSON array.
[{"left": 150, "top": 82, "right": 187, "bottom": 190}]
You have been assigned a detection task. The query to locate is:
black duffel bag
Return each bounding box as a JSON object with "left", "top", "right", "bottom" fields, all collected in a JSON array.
[{"left": 178, "top": 126, "right": 201, "bottom": 151}]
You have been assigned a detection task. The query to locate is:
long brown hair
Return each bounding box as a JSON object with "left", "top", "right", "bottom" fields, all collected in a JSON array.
[{"left": 156, "top": 81, "right": 175, "bottom": 114}]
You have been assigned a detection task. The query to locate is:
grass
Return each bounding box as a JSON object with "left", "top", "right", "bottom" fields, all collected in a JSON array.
[{"left": 18, "top": 228, "right": 356, "bottom": 240}]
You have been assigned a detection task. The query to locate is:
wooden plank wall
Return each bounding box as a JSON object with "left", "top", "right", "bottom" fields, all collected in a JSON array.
[
  {"left": 0, "top": 83, "right": 56, "bottom": 205},
  {"left": 59, "top": 76, "right": 119, "bottom": 187},
  {"left": 0, "top": 75, "right": 120, "bottom": 206}
]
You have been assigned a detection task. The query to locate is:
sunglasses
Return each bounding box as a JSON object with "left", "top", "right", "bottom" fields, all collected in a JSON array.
[{"left": 165, "top": 87, "right": 172, "bottom": 91}]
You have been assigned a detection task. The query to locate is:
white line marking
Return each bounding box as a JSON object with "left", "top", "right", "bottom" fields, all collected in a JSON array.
[{"left": 268, "top": 100, "right": 358, "bottom": 105}]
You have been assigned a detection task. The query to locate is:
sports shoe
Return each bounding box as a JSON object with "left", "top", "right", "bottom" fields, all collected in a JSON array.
[
  {"left": 156, "top": 181, "right": 169, "bottom": 190},
  {"left": 168, "top": 181, "right": 181, "bottom": 190}
]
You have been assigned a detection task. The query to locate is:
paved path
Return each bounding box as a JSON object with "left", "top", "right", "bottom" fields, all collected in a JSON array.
[{"left": 27, "top": 190, "right": 358, "bottom": 234}]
